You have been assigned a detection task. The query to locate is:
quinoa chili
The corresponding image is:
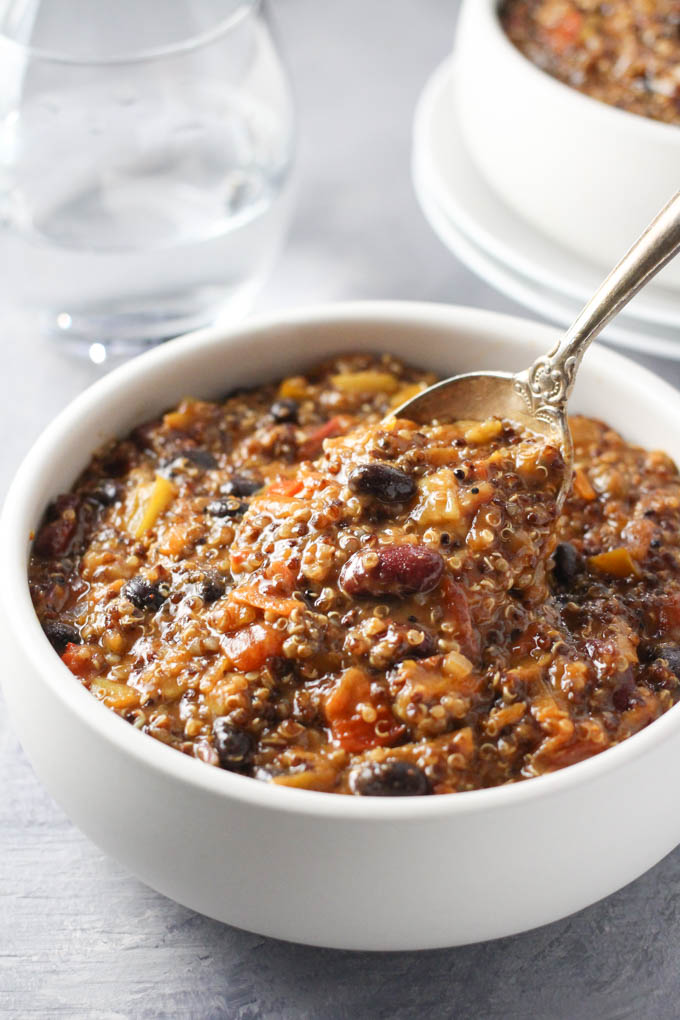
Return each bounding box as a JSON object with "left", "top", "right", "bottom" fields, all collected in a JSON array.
[
  {"left": 501, "top": 1, "right": 680, "bottom": 125},
  {"left": 29, "top": 354, "right": 680, "bottom": 796}
]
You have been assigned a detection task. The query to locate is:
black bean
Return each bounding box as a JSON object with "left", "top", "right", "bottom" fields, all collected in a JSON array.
[
  {"left": 205, "top": 497, "right": 248, "bottom": 518},
  {"left": 122, "top": 576, "right": 167, "bottom": 612},
  {"left": 87, "top": 480, "right": 120, "bottom": 506},
  {"left": 221, "top": 384, "right": 252, "bottom": 402},
  {"left": 185, "top": 448, "right": 217, "bottom": 468},
  {"left": 270, "top": 398, "right": 299, "bottom": 423},
  {"left": 161, "top": 448, "right": 218, "bottom": 474},
  {"left": 99, "top": 449, "right": 131, "bottom": 477},
  {"left": 213, "top": 719, "right": 254, "bottom": 772},
  {"left": 42, "top": 620, "right": 81, "bottom": 655},
  {"left": 220, "top": 473, "right": 263, "bottom": 498},
  {"left": 348, "top": 462, "right": 416, "bottom": 503},
  {"left": 553, "top": 542, "right": 584, "bottom": 586},
  {"left": 643, "top": 643, "right": 680, "bottom": 678},
  {"left": 198, "top": 573, "right": 226, "bottom": 604},
  {"left": 381, "top": 622, "right": 437, "bottom": 665},
  {"left": 269, "top": 656, "right": 294, "bottom": 680},
  {"left": 160, "top": 448, "right": 216, "bottom": 471},
  {"left": 340, "top": 543, "right": 444, "bottom": 598},
  {"left": 660, "top": 648, "right": 680, "bottom": 681},
  {"left": 270, "top": 424, "right": 298, "bottom": 462},
  {"left": 351, "top": 760, "right": 432, "bottom": 797},
  {"left": 130, "top": 422, "right": 157, "bottom": 452}
]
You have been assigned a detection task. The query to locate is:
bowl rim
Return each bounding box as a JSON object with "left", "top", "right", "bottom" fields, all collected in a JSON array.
[
  {"left": 468, "top": 0, "right": 680, "bottom": 145},
  {"left": 4, "top": 299, "right": 680, "bottom": 822}
]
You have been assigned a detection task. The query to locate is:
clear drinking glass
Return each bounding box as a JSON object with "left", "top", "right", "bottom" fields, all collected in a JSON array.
[{"left": 0, "top": 0, "right": 295, "bottom": 361}]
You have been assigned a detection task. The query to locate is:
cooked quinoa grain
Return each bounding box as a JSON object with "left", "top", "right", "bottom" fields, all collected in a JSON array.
[
  {"left": 502, "top": 0, "right": 680, "bottom": 124},
  {"left": 29, "top": 354, "right": 680, "bottom": 795}
]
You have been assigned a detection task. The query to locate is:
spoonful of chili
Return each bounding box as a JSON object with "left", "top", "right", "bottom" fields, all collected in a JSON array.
[{"left": 392, "top": 190, "right": 680, "bottom": 508}]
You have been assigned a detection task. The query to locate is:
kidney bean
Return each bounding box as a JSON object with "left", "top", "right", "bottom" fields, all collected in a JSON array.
[
  {"left": 553, "top": 542, "right": 584, "bottom": 586},
  {"left": 612, "top": 685, "right": 635, "bottom": 711},
  {"left": 348, "top": 462, "right": 416, "bottom": 503},
  {"left": 122, "top": 576, "right": 168, "bottom": 612},
  {"left": 350, "top": 760, "right": 432, "bottom": 796},
  {"left": 339, "top": 543, "right": 444, "bottom": 598},
  {"left": 42, "top": 620, "right": 81, "bottom": 655},
  {"left": 213, "top": 719, "right": 254, "bottom": 772},
  {"left": 49, "top": 493, "right": 81, "bottom": 520},
  {"left": 34, "top": 495, "right": 81, "bottom": 558}
]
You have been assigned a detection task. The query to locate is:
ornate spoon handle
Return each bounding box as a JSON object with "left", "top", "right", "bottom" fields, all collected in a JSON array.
[{"left": 514, "top": 189, "right": 680, "bottom": 421}]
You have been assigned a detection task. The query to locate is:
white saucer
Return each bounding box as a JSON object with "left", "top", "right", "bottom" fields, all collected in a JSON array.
[
  {"left": 412, "top": 59, "right": 680, "bottom": 358},
  {"left": 414, "top": 163, "right": 680, "bottom": 359}
]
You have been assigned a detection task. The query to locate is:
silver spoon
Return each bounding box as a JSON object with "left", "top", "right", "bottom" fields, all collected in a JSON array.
[{"left": 393, "top": 190, "right": 680, "bottom": 507}]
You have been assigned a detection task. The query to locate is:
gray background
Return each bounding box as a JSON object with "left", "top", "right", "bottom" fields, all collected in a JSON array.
[{"left": 3, "top": 1, "right": 680, "bottom": 1017}]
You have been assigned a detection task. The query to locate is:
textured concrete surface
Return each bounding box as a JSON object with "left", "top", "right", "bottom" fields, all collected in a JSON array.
[{"left": 3, "top": 1, "right": 680, "bottom": 1016}]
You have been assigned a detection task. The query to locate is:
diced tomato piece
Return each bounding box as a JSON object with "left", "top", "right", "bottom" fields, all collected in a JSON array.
[
  {"left": 660, "top": 591, "right": 680, "bottom": 636},
  {"left": 265, "top": 558, "right": 298, "bottom": 587},
  {"left": 573, "top": 468, "right": 596, "bottom": 502},
  {"left": 265, "top": 477, "right": 304, "bottom": 498},
  {"left": 62, "top": 642, "right": 94, "bottom": 679},
  {"left": 441, "top": 578, "right": 479, "bottom": 661},
  {"left": 330, "top": 708, "right": 405, "bottom": 753},
  {"left": 545, "top": 9, "right": 582, "bottom": 53},
  {"left": 325, "top": 668, "right": 405, "bottom": 752},
  {"left": 298, "top": 417, "right": 345, "bottom": 460},
  {"left": 222, "top": 623, "right": 284, "bottom": 671},
  {"left": 231, "top": 557, "right": 302, "bottom": 616},
  {"left": 231, "top": 584, "right": 300, "bottom": 616}
]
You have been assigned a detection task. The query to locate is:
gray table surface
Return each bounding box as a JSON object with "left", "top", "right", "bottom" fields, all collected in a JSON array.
[{"left": 4, "top": 2, "right": 680, "bottom": 1016}]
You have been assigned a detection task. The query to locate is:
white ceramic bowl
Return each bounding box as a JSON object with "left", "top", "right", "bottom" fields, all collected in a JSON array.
[
  {"left": 4, "top": 302, "right": 680, "bottom": 950},
  {"left": 455, "top": 0, "right": 680, "bottom": 291}
]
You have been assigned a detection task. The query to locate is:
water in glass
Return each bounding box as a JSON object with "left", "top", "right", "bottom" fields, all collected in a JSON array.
[{"left": 0, "top": 0, "right": 295, "bottom": 360}]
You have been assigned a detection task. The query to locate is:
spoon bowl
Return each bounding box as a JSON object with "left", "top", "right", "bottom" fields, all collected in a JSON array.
[
  {"left": 391, "top": 369, "right": 571, "bottom": 504},
  {"left": 391, "top": 368, "right": 566, "bottom": 438},
  {"left": 393, "top": 190, "right": 680, "bottom": 507}
]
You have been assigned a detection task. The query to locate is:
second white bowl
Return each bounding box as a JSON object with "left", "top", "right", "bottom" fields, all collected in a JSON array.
[{"left": 455, "top": 0, "right": 680, "bottom": 291}]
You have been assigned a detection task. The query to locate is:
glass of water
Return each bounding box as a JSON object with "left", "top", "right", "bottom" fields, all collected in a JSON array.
[{"left": 0, "top": 0, "right": 295, "bottom": 361}]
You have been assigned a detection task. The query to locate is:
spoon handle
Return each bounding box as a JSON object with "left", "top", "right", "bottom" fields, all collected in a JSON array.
[{"left": 514, "top": 189, "right": 680, "bottom": 418}]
